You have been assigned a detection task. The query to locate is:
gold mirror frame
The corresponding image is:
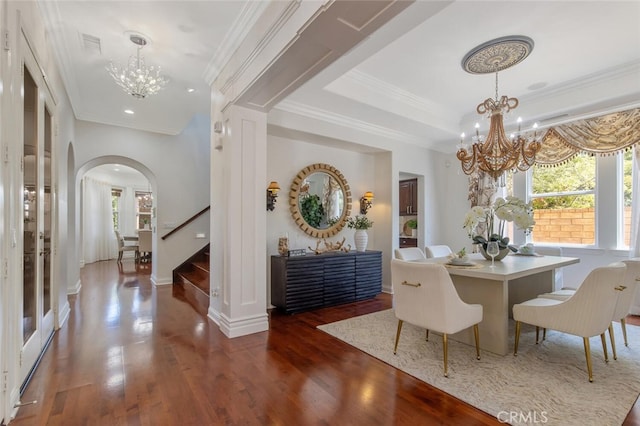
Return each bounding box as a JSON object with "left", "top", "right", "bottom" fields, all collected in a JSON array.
[{"left": 289, "top": 163, "right": 352, "bottom": 238}]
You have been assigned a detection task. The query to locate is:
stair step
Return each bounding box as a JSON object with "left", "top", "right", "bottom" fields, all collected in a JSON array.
[
  {"left": 177, "top": 270, "right": 209, "bottom": 295},
  {"left": 173, "top": 281, "right": 209, "bottom": 316},
  {"left": 172, "top": 244, "right": 210, "bottom": 316},
  {"left": 192, "top": 260, "right": 209, "bottom": 273}
]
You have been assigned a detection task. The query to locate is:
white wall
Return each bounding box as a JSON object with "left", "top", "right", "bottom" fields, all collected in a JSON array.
[
  {"left": 264, "top": 133, "right": 468, "bottom": 296},
  {"left": 266, "top": 135, "right": 380, "bottom": 301},
  {"left": 266, "top": 135, "right": 379, "bottom": 252},
  {"left": 73, "top": 115, "right": 211, "bottom": 284}
]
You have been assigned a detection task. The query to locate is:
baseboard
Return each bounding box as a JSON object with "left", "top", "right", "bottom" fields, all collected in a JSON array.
[
  {"left": 67, "top": 279, "right": 81, "bottom": 295},
  {"left": 8, "top": 387, "right": 20, "bottom": 423},
  {"left": 152, "top": 275, "right": 172, "bottom": 286},
  {"left": 217, "top": 312, "right": 269, "bottom": 338},
  {"left": 57, "top": 301, "right": 71, "bottom": 329},
  {"left": 208, "top": 306, "right": 221, "bottom": 326}
]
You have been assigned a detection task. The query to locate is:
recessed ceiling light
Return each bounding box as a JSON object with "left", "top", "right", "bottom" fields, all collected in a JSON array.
[
  {"left": 187, "top": 88, "right": 195, "bottom": 93},
  {"left": 124, "top": 109, "right": 134, "bottom": 114}
]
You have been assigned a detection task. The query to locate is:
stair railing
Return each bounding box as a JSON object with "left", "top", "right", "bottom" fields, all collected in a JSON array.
[{"left": 161, "top": 205, "right": 210, "bottom": 240}]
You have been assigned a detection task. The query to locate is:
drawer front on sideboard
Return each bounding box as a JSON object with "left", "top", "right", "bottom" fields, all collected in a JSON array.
[
  {"left": 355, "top": 251, "right": 382, "bottom": 300},
  {"left": 271, "top": 251, "right": 382, "bottom": 314},
  {"left": 323, "top": 256, "right": 356, "bottom": 306}
]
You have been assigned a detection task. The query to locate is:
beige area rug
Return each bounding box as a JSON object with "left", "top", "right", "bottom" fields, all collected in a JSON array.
[{"left": 318, "top": 309, "right": 640, "bottom": 426}]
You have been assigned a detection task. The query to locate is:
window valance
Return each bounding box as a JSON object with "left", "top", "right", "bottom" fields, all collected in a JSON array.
[{"left": 535, "top": 108, "right": 640, "bottom": 166}]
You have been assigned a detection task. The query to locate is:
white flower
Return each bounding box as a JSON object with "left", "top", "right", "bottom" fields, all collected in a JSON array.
[
  {"left": 463, "top": 206, "right": 489, "bottom": 237},
  {"left": 463, "top": 196, "right": 535, "bottom": 243}
]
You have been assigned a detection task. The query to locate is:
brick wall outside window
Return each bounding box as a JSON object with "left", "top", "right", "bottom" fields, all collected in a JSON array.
[{"left": 532, "top": 207, "right": 632, "bottom": 246}]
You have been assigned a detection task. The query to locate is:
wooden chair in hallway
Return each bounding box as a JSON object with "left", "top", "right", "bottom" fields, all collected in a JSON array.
[{"left": 115, "top": 230, "right": 139, "bottom": 263}]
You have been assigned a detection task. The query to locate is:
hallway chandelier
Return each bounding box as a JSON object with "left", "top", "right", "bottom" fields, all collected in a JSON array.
[
  {"left": 456, "top": 36, "right": 542, "bottom": 184},
  {"left": 107, "top": 33, "right": 168, "bottom": 99}
]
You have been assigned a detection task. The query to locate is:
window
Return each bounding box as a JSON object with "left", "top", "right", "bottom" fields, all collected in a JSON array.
[
  {"left": 111, "top": 189, "right": 122, "bottom": 230},
  {"left": 621, "top": 150, "right": 633, "bottom": 248},
  {"left": 136, "top": 191, "right": 152, "bottom": 230},
  {"left": 529, "top": 154, "right": 596, "bottom": 245}
]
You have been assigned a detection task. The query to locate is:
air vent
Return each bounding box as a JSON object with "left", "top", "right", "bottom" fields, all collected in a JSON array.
[{"left": 81, "top": 33, "right": 101, "bottom": 54}]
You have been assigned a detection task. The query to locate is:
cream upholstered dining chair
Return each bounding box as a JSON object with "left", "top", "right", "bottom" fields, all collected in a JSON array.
[
  {"left": 391, "top": 259, "right": 483, "bottom": 377},
  {"left": 394, "top": 247, "right": 427, "bottom": 261},
  {"left": 513, "top": 262, "right": 627, "bottom": 382},
  {"left": 533, "top": 246, "right": 566, "bottom": 291},
  {"left": 537, "top": 258, "right": 640, "bottom": 359},
  {"left": 425, "top": 245, "right": 453, "bottom": 259},
  {"left": 115, "top": 230, "right": 139, "bottom": 263},
  {"left": 612, "top": 259, "right": 640, "bottom": 349}
]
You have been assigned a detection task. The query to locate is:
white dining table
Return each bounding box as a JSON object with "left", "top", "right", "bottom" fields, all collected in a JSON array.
[{"left": 420, "top": 252, "right": 580, "bottom": 356}]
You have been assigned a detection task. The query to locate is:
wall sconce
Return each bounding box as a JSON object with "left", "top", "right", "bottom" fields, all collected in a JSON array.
[
  {"left": 267, "top": 181, "right": 280, "bottom": 211},
  {"left": 360, "top": 191, "right": 374, "bottom": 215}
]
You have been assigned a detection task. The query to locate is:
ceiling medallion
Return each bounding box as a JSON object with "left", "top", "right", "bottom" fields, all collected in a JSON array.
[
  {"left": 462, "top": 35, "right": 534, "bottom": 75},
  {"left": 457, "top": 36, "right": 541, "bottom": 185}
]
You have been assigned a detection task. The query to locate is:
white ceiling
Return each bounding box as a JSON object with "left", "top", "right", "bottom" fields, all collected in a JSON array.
[
  {"left": 85, "top": 164, "right": 148, "bottom": 188},
  {"left": 40, "top": 1, "right": 640, "bottom": 152}
]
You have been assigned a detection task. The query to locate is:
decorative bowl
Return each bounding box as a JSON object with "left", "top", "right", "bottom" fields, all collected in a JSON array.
[{"left": 450, "top": 256, "right": 469, "bottom": 265}]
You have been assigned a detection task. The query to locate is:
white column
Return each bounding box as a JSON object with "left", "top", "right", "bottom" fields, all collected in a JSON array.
[{"left": 209, "top": 104, "right": 268, "bottom": 338}]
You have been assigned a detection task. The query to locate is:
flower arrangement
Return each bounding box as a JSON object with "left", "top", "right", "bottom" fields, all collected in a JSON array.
[
  {"left": 463, "top": 196, "right": 535, "bottom": 251},
  {"left": 346, "top": 215, "right": 374, "bottom": 230}
]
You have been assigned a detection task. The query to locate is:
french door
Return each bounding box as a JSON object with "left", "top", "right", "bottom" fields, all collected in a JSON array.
[{"left": 20, "top": 31, "right": 55, "bottom": 385}]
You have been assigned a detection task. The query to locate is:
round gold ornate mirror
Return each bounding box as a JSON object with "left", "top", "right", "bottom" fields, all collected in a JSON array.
[{"left": 289, "top": 163, "right": 352, "bottom": 238}]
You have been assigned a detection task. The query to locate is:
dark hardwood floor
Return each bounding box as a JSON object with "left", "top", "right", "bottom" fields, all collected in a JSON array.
[{"left": 9, "top": 259, "right": 640, "bottom": 425}]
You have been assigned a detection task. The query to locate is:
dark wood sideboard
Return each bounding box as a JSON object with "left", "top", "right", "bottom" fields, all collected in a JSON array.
[{"left": 271, "top": 250, "right": 382, "bottom": 314}]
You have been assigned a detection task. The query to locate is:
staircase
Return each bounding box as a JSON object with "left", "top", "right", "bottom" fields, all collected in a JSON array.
[{"left": 173, "top": 245, "right": 210, "bottom": 315}]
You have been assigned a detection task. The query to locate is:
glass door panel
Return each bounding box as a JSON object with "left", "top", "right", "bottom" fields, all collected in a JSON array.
[
  {"left": 42, "top": 106, "right": 54, "bottom": 339},
  {"left": 20, "top": 34, "right": 56, "bottom": 385},
  {"left": 22, "top": 67, "right": 37, "bottom": 345}
]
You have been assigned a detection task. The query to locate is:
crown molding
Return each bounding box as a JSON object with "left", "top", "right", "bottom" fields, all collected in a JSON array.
[
  {"left": 202, "top": 1, "right": 271, "bottom": 85},
  {"left": 341, "top": 69, "right": 451, "bottom": 116},
  {"left": 205, "top": 0, "right": 301, "bottom": 96},
  {"left": 460, "top": 60, "right": 640, "bottom": 125},
  {"left": 522, "top": 60, "right": 640, "bottom": 104},
  {"left": 275, "top": 99, "right": 425, "bottom": 144},
  {"left": 37, "top": 0, "right": 84, "bottom": 118},
  {"left": 325, "top": 69, "right": 459, "bottom": 132},
  {"left": 75, "top": 111, "right": 181, "bottom": 136}
]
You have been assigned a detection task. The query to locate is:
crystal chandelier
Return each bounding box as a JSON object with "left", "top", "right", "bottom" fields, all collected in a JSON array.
[
  {"left": 456, "top": 36, "right": 542, "bottom": 183},
  {"left": 107, "top": 33, "right": 168, "bottom": 99}
]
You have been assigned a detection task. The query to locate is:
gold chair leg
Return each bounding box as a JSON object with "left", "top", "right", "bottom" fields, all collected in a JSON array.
[
  {"left": 608, "top": 323, "right": 617, "bottom": 361},
  {"left": 443, "top": 333, "right": 449, "bottom": 377},
  {"left": 473, "top": 324, "right": 480, "bottom": 360},
  {"left": 393, "top": 320, "right": 403, "bottom": 354},
  {"left": 600, "top": 333, "right": 609, "bottom": 363},
  {"left": 426, "top": 329, "right": 429, "bottom": 342},
  {"left": 621, "top": 318, "right": 629, "bottom": 347},
  {"left": 535, "top": 326, "right": 539, "bottom": 344},
  {"left": 583, "top": 337, "right": 593, "bottom": 382},
  {"left": 514, "top": 321, "right": 521, "bottom": 356}
]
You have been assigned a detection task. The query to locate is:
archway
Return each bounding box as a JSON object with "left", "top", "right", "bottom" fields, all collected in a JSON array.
[{"left": 76, "top": 156, "right": 157, "bottom": 274}]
